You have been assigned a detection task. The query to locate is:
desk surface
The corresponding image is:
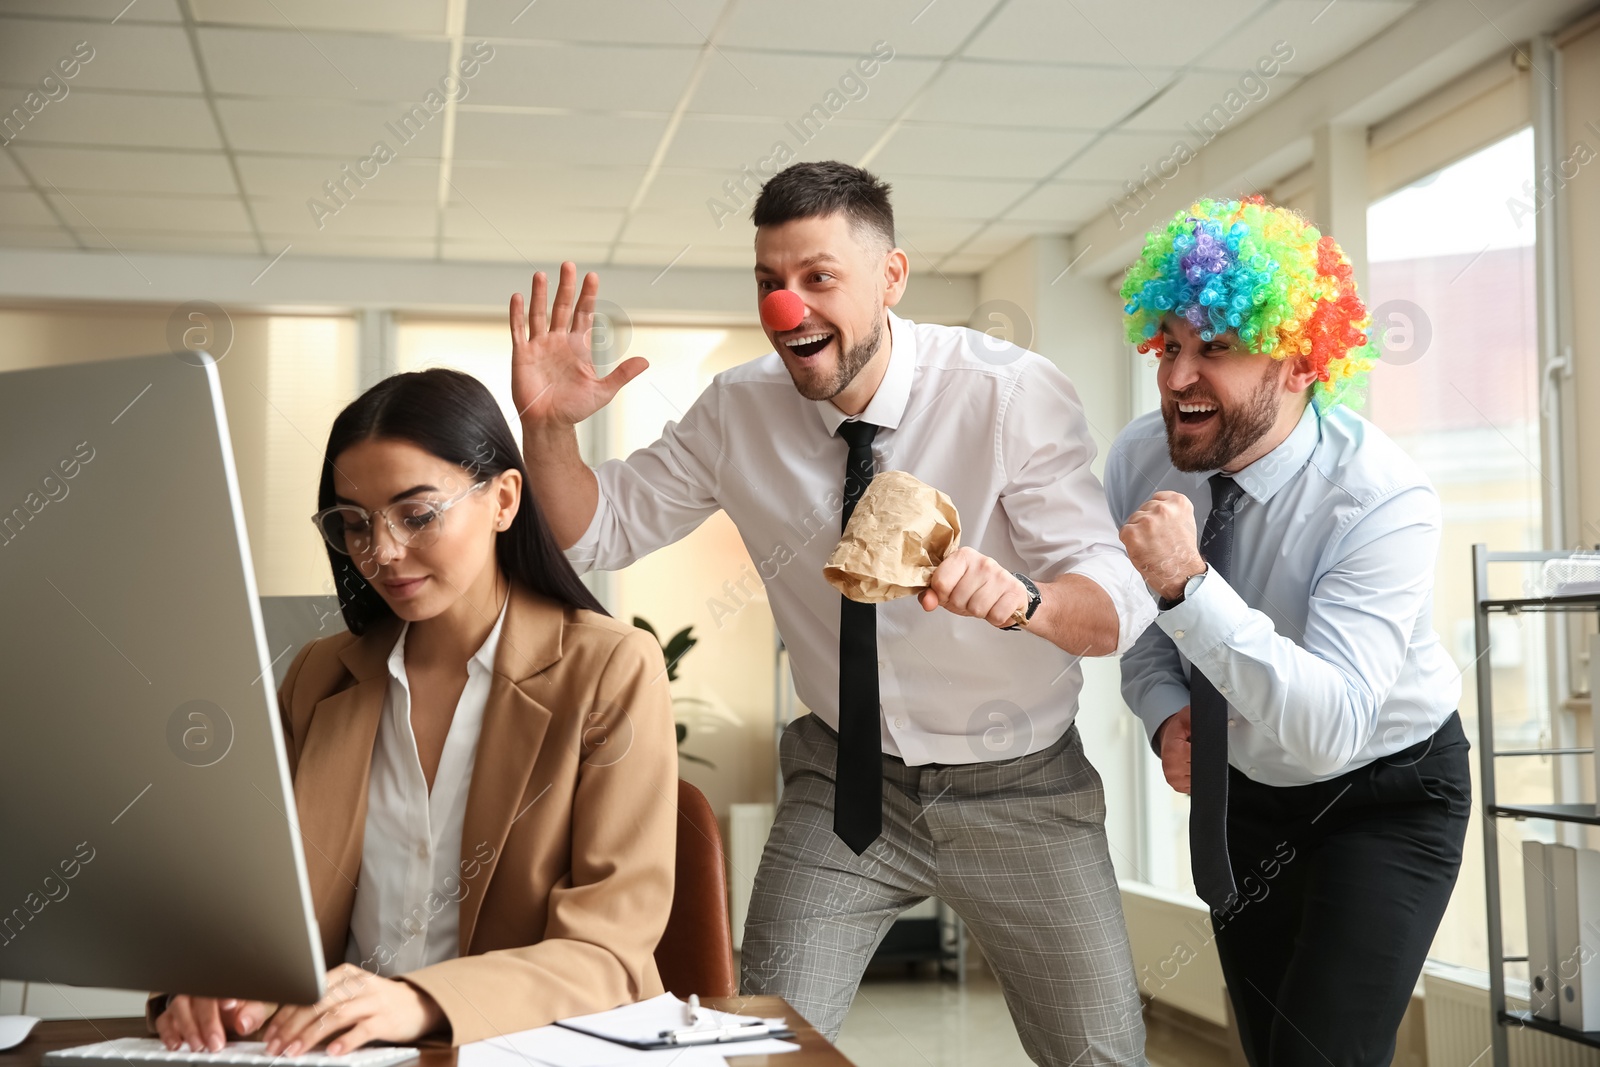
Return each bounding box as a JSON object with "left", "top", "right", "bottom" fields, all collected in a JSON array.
[{"left": 0, "top": 998, "right": 850, "bottom": 1067}]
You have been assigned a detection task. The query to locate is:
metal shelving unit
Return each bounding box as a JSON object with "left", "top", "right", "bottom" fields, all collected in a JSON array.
[{"left": 1476, "top": 545, "right": 1600, "bottom": 1065}]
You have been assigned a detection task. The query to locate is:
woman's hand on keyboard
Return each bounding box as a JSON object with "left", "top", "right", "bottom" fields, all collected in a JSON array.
[
  {"left": 155, "top": 995, "right": 276, "bottom": 1053},
  {"left": 262, "top": 964, "right": 445, "bottom": 1057}
]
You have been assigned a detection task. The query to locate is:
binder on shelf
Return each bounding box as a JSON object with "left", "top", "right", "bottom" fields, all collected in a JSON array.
[
  {"left": 1550, "top": 843, "right": 1600, "bottom": 1030},
  {"left": 1525, "top": 840, "right": 1560, "bottom": 1020}
]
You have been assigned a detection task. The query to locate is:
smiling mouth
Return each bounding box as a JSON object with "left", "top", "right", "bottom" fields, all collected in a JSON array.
[
  {"left": 1175, "top": 400, "right": 1220, "bottom": 427},
  {"left": 784, "top": 332, "right": 834, "bottom": 359}
]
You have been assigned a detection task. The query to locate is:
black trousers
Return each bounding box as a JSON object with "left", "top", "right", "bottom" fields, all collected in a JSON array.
[{"left": 1212, "top": 712, "right": 1471, "bottom": 1067}]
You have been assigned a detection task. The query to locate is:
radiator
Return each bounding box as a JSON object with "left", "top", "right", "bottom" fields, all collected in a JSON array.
[{"left": 1424, "top": 965, "right": 1600, "bottom": 1066}]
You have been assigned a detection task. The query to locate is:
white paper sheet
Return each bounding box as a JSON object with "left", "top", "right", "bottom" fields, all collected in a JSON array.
[{"left": 456, "top": 995, "right": 800, "bottom": 1067}]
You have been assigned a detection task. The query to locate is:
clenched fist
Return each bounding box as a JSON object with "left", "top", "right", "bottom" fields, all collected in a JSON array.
[
  {"left": 1157, "top": 706, "right": 1192, "bottom": 794},
  {"left": 918, "top": 546, "right": 1031, "bottom": 629},
  {"left": 1119, "top": 491, "right": 1206, "bottom": 601}
]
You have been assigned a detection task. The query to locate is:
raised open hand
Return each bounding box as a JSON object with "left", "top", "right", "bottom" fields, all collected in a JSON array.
[{"left": 509, "top": 262, "right": 648, "bottom": 428}]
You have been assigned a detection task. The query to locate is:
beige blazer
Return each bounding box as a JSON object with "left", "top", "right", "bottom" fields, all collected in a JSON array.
[{"left": 154, "top": 585, "right": 677, "bottom": 1045}]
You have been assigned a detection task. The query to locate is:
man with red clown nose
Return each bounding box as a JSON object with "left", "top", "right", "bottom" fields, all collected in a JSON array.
[
  {"left": 509, "top": 160, "right": 1156, "bottom": 1064},
  {"left": 1107, "top": 196, "right": 1468, "bottom": 1066}
]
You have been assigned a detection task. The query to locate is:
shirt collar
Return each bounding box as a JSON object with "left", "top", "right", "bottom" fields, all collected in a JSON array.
[
  {"left": 1211, "top": 402, "right": 1320, "bottom": 504},
  {"left": 814, "top": 311, "right": 914, "bottom": 437},
  {"left": 385, "top": 594, "right": 510, "bottom": 682}
]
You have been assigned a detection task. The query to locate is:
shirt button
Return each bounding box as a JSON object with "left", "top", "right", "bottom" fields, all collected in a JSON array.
[
  {"left": 1173, "top": 629, "right": 1186, "bottom": 639},
  {"left": 895, "top": 717, "right": 906, "bottom": 729},
  {"left": 416, "top": 843, "right": 428, "bottom": 858},
  {"left": 1248, "top": 766, "right": 1258, "bottom": 775},
  {"left": 1218, "top": 684, "right": 1230, "bottom": 694},
  {"left": 1228, "top": 718, "right": 1236, "bottom": 727}
]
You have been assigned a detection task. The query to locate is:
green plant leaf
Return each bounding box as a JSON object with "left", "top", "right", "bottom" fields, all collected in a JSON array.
[
  {"left": 662, "top": 626, "right": 697, "bottom": 682},
  {"left": 632, "top": 616, "right": 659, "bottom": 639}
]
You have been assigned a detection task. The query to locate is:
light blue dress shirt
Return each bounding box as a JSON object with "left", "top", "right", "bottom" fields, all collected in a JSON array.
[{"left": 1105, "top": 403, "right": 1462, "bottom": 786}]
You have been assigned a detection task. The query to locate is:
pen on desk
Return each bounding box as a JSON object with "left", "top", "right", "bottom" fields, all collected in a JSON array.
[
  {"left": 659, "top": 1020, "right": 779, "bottom": 1046},
  {"left": 684, "top": 993, "right": 701, "bottom": 1027}
]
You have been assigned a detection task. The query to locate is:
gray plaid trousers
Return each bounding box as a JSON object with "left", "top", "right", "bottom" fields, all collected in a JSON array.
[{"left": 741, "top": 713, "right": 1148, "bottom": 1066}]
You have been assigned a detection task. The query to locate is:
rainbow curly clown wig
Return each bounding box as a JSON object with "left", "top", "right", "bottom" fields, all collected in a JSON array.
[{"left": 1119, "top": 196, "right": 1378, "bottom": 412}]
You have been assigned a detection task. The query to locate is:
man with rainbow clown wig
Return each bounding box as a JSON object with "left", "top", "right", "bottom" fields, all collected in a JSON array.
[{"left": 1105, "top": 196, "right": 1468, "bottom": 1066}]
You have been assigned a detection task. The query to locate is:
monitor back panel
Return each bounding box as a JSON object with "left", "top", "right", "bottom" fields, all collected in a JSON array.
[{"left": 0, "top": 353, "right": 325, "bottom": 1003}]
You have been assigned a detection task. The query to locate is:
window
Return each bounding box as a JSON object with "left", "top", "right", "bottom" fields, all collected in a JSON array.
[{"left": 1365, "top": 127, "right": 1544, "bottom": 972}]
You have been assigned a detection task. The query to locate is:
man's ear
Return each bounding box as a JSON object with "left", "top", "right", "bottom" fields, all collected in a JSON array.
[
  {"left": 1283, "top": 354, "right": 1320, "bottom": 395},
  {"left": 882, "top": 246, "right": 909, "bottom": 309}
]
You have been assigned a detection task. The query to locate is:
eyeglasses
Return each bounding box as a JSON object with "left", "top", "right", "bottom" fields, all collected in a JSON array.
[{"left": 311, "top": 481, "right": 487, "bottom": 557}]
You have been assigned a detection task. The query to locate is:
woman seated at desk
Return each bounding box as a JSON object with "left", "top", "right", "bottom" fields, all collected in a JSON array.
[{"left": 153, "top": 369, "right": 677, "bottom": 1054}]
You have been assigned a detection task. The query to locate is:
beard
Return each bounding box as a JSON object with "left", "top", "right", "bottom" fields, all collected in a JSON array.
[
  {"left": 1163, "top": 361, "right": 1283, "bottom": 473},
  {"left": 788, "top": 313, "right": 883, "bottom": 402}
]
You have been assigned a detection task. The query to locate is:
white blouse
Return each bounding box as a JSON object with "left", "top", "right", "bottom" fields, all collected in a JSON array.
[{"left": 344, "top": 600, "right": 507, "bottom": 977}]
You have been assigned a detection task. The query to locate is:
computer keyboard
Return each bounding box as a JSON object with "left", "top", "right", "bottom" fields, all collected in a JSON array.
[{"left": 42, "top": 1038, "right": 420, "bottom": 1067}]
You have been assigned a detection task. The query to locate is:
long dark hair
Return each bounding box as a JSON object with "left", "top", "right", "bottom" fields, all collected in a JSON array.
[{"left": 319, "top": 368, "right": 607, "bottom": 635}]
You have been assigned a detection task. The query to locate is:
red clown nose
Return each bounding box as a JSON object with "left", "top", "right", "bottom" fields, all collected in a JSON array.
[{"left": 760, "top": 289, "right": 805, "bottom": 333}]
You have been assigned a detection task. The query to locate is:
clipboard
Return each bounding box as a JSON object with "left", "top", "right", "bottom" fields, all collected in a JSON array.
[{"left": 551, "top": 993, "right": 796, "bottom": 1051}]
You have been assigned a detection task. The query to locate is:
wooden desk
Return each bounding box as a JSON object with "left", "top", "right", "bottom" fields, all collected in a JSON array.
[{"left": 0, "top": 998, "right": 852, "bottom": 1067}]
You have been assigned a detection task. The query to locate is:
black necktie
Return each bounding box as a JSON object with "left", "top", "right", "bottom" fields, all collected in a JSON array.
[
  {"left": 834, "top": 419, "right": 881, "bottom": 855},
  {"left": 1190, "top": 473, "right": 1246, "bottom": 912}
]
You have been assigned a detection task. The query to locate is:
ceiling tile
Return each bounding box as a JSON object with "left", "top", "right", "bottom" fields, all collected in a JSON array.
[
  {"left": 1121, "top": 71, "right": 1303, "bottom": 133},
  {"left": 467, "top": 41, "right": 697, "bottom": 111},
  {"left": 448, "top": 162, "right": 644, "bottom": 211},
  {"left": 0, "top": 19, "right": 201, "bottom": 92},
  {"left": 0, "top": 151, "right": 28, "bottom": 188},
  {"left": 190, "top": 0, "right": 447, "bottom": 35},
  {"left": 1056, "top": 130, "right": 1195, "bottom": 184},
  {"left": 82, "top": 232, "right": 261, "bottom": 254},
  {"left": 618, "top": 209, "right": 755, "bottom": 250},
  {"left": 0, "top": 2, "right": 182, "bottom": 21},
  {"left": 881, "top": 175, "right": 1036, "bottom": 218},
  {"left": 0, "top": 189, "right": 55, "bottom": 226},
  {"left": 938, "top": 253, "right": 996, "bottom": 274},
  {"left": 238, "top": 154, "right": 442, "bottom": 201},
  {"left": 266, "top": 236, "right": 438, "bottom": 258},
  {"left": 964, "top": 0, "right": 1257, "bottom": 69},
  {"left": 718, "top": 0, "right": 991, "bottom": 56},
  {"left": 443, "top": 202, "right": 622, "bottom": 245},
  {"left": 465, "top": 0, "right": 725, "bottom": 46},
  {"left": 452, "top": 112, "right": 666, "bottom": 166},
  {"left": 253, "top": 197, "right": 437, "bottom": 240},
  {"left": 2, "top": 92, "right": 222, "bottom": 149},
  {"left": 441, "top": 240, "right": 613, "bottom": 265},
  {"left": 688, "top": 51, "right": 939, "bottom": 122},
  {"left": 1006, "top": 179, "right": 1123, "bottom": 223},
  {"left": 917, "top": 61, "right": 1154, "bottom": 129},
  {"left": 869, "top": 123, "right": 1092, "bottom": 181},
  {"left": 1195, "top": 1, "right": 1415, "bottom": 76},
  {"left": 48, "top": 190, "right": 252, "bottom": 232},
  {"left": 15, "top": 146, "right": 236, "bottom": 195},
  {"left": 0, "top": 225, "right": 77, "bottom": 248},
  {"left": 216, "top": 97, "right": 445, "bottom": 155},
  {"left": 199, "top": 27, "right": 452, "bottom": 103},
  {"left": 658, "top": 115, "right": 881, "bottom": 174}
]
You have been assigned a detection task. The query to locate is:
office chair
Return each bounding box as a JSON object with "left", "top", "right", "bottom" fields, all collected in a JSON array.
[{"left": 654, "top": 780, "right": 737, "bottom": 997}]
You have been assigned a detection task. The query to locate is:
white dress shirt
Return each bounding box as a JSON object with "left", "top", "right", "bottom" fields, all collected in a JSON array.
[
  {"left": 1105, "top": 403, "right": 1462, "bottom": 786},
  {"left": 344, "top": 600, "right": 507, "bottom": 976},
  {"left": 566, "top": 311, "right": 1154, "bottom": 766}
]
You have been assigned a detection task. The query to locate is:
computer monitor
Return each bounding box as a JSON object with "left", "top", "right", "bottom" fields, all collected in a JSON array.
[{"left": 0, "top": 352, "right": 326, "bottom": 1005}]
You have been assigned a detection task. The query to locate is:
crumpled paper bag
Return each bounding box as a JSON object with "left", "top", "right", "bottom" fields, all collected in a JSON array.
[{"left": 823, "top": 470, "right": 962, "bottom": 603}]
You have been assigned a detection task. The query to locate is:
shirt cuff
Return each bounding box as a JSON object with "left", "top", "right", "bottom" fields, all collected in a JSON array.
[
  {"left": 1156, "top": 568, "right": 1252, "bottom": 680},
  {"left": 562, "top": 498, "right": 606, "bottom": 575},
  {"left": 1066, "top": 553, "right": 1159, "bottom": 655}
]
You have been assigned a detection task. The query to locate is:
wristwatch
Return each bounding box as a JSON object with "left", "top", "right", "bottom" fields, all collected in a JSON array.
[
  {"left": 1004, "top": 572, "right": 1043, "bottom": 631},
  {"left": 1158, "top": 567, "right": 1209, "bottom": 611}
]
